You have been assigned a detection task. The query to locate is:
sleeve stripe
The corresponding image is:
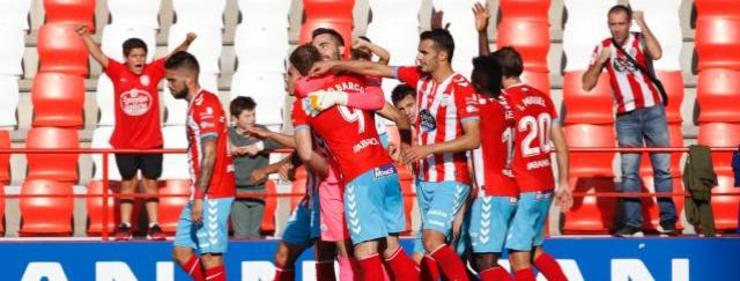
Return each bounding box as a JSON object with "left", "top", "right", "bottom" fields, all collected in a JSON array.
[
  {"left": 392, "top": 66, "right": 399, "bottom": 80},
  {"left": 294, "top": 125, "right": 310, "bottom": 132},
  {"left": 461, "top": 117, "right": 480, "bottom": 124}
]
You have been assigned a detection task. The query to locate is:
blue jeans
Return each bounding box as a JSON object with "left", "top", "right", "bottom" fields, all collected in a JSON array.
[{"left": 616, "top": 105, "right": 677, "bottom": 228}]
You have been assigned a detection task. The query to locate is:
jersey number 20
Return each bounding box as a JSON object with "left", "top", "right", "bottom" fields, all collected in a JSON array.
[{"left": 518, "top": 113, "right": 552, "bottom": 157}]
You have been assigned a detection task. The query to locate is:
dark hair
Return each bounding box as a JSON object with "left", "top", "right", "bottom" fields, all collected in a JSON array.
[
  {"left": 419, "top": 28, "right": 455, "bottom": 63},
  {"left": 122, "top": 38, "right": 147, "bottom": 57},
  {"left": 230, "top": 96, "right": 256, "bottom": 117},
  {"left": 289, "top": 44, "right": 322, "bottom": 76},
  {"left": 312, "top": 28, "right": 345, "bottom": 47},
  {"left": 471, "top": 55, "right": 503, "bottom": 98},
  {"left": 494, "top": 47, "right": 523, "bottom": 78},
  {"left": 391, "top": 84, "right": 416, "bottom": 105},
  {"left": 608, "top": 4, "right": 632, "bottom": 20},
  {"left": 351, "top": 49, "right": 371, "bottom": 60},
  {"left": 164, "top": 51, "right": 200, "bottom": 74}
]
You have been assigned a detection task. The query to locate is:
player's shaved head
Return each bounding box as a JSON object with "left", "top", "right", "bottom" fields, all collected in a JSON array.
[
  {"left": 289, "top": 44, "right": 322, "bottom": 76},
  {"left": 165, "top": 51, "right": 200, "bottom": 74},
  {"left": 472, "top": 54, "right": 503, "bottom": 98}
]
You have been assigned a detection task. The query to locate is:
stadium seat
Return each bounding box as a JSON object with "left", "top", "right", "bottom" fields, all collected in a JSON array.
[
  {"left": 26, "top": 128, "right": 79, "bottom": 183},
  {"left": 696, "top": 68, "right": 740, "bottom": 123},
  {"left": 230, "top": 71, "right": 285, "bottom": 126},
  {"left": 562, "top": 71, "right": 613, "bottom": 125},
  {"left": 85, "top": 180, "right": 119, "bottom": 235},
  {"left": 233, "top": 24, "right": 289, "bottom": 73},
  {"left": 695, "top": 16, "right": 740, "bottom": 71},
  {"left": 520, "top": 71, "right": 550, "bottom": 95},
  {"left": 562, "top": 0, "right": 615, "bottom": 72},
  {"left": 496, "top": 20, "right": 550, "bottom": 73},
  {"left": 160, "top": 126, "right": 190, "bottom": 180},
  {"left": 238, "top": 0, "right": 291, "bottom": 27},
  {"left": 697, "top": 122, "right": 740, "bottom": 174},
  {"left": 95, "top": 74, "right": 116, "bottom": 126},
  {"left": 657, "top": 71, "right": 684, "bottom": 124},
  {"left": 31, "top": 72, "right": 85, "bottom": 128},
  {"left": 107, "top": 0, "right": 161, "bottom": 29},
  {"left": 100, "top": 24, "right": 157, "bottom": 63},
  {"left": 565, "top": 124, "right": 615, "bottom": 178},
  {"left": 172, "top": 0, "right": 227, "bottom": 29},
  {"left": 37, "top": 23, "right": 88, "bottom": 77},
  {"left": 562, "top": 178, "right": 617, "bottom": 234},
  {"left": 19, "top": 180, "right": 74, "bottom": 236},
  {"left": 168, "top": 24, "right": 222, "bottom": 74},
  {"left": 0, "top": 75, "right": 19, "bottom": 129},
  {"left": 90, "top": 126, "right": 122, "bottom": 181},
  {"left": 0, "top": 130, "right": 9, "bottom": 184},
  {"left": 0, "top": 184, "right": 4, "bottom": 234},
  {"left": 0, "top": 0, "right": 31, "bottom": 31},
  {"left": 498, "top": 0, "right": 550, "bottom": 19},
  {"left": 159, "top": 179, "right": 190, "bottom": 234},
  {"left": 43, "top": 0, "right": 95, "bottom": 32},
  {"left": 0, "top": 27, "right": 25, "bottom": 76},
  {"left": 261, "top": 180, "right": 278, "bottom": 235},
  {"left": 713, "top": 173, "right": 740, "bottom": 231}
]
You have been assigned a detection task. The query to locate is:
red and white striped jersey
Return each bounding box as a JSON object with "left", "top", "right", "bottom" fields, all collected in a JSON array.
[
  {"left": 591, "top": 32, "right": 662, "bottom": 113},
  {"left": 186, "top": 90, "right": 235, "bottom": 199},
  {"left": 472, "top": 96, "right": 518, "bottom": 197},
  {"left": 394, "top": 66, "right": 480, "bottom": 183}
]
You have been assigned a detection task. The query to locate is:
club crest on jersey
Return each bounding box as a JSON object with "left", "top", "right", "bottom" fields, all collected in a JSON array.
[
  {"left": 419, "top": 109, "right": 437, "bottom": 132},
  {"left": 119, "top": 89, "right": 152, "bottom": 116},
  {"left": 139, "top": 75, "right": 150, "bottom": 86}
]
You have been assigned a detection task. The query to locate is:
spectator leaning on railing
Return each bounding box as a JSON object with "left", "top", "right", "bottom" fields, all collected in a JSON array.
[{"left": 581, "top": 5, "right": 677, "bottom": 237}]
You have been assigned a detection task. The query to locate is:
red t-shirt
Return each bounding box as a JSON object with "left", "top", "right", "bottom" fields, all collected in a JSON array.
[
  {"left": 292, "top": 73, "right": 393, "bottom": 183},
  {"left": 105, "top": 58, "right": 164, "bottom": 149},
  {"left": 503, "top": 84, "right": 558, "bottom": 193},
  {"left": 472, "top": 96, "right": 518, "bottom": 197},
  {"left": 394, "top": 66, "right": 480, "bottom": 183},
  {"left": 186, "top": 90, "right": 235, "bottom": 199}
]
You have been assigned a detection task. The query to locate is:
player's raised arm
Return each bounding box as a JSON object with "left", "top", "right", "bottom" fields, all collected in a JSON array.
[
  {"left": 310, "top": 60, "right": 394, "bottom": 79},
  {"left": 473, "top": 2, "right": 491, "bottom": 56},
  {"left": 75, "top": 24, "right": 109, "bottom": 68},
  {"left": 353, "top": 37, "right": 391, "bottom": 65},
  {"left": 293, "top": 128, "right": 329, "bottom": 177},
  {"left": 551, "top": 121, "right": 573, "bottom": 211},
  {"left": 164, "top": 32, "right": 197, "bottom": 61},
  {"left": 247, "top": 126, "right": 297, "bottom": 148}
]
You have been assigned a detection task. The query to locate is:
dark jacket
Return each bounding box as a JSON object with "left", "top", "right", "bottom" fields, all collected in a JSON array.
[{"left": 683, "top": 145, "right": 718, "bottom": 235}]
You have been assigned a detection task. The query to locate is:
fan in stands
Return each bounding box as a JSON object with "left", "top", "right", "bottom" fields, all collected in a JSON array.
[{"left": 76, "top": 24, "right": 197, "bottom": 241}]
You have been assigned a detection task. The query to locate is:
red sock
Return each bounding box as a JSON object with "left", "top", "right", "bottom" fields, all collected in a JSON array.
[
  {"left": 430, "top": 245, "right": 469, "bottom": 281},
  {"left": 514, "top": 268, "right": 535, "bottom": 281},
  {"left": 180, "top": 255, "right": 205, "bottom": 281},
  {"left": 273, "top": 266, "right": 294, "bottom": 281},
  {"left": 480, "top": 267, "right": 513, "bottom": 281},
  {"left": 316, "top": 260, "right": 336, "bottom": 281},
  {"left": 384, "top": 247, "right": 420, "bottom": 280},
  {"left": 421, "top": 256, "right": 442, "bottom": 281},
  {"left": 358, "top": 254, "right": 385, "bottom": 281},
  {"left": 534, "top": 253, "right": 568, "bottom": 281},
  {"left": 205, "top": 265, "right": 226, "bottom": 281}
]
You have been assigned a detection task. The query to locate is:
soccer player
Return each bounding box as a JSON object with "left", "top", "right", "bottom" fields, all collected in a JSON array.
[
  {"left": 75, "top": 25, "right": 196, "bottom": 241},
  {"left": 309, "top": 28, "right": 481, "bottom": 281},
  {"left": 290, "top": 44, "right": 418, "bottom": 281},
  {"left": 165, "top": 52, "right": 234, "bottom": 281},
  {"left": 495, "top": 47, "right": 573, "bottom": 281}
]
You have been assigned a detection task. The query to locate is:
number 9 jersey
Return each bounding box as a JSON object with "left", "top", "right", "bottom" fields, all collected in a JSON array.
[
  {"left": 503, "top": 84, "right": 559, "bottom": 193},
  {"left": 291, "top": 73, "right": 393, "bottom": 183}
]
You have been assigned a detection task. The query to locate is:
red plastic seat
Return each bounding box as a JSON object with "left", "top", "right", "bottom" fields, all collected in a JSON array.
[
  {"left": 656, "top": 71, "right": 684, "bottom": 124},
  {"left": 261, "top": 180, "right": 278, "bottom": 235},
  {"left": 565, "top": 124, "right": 616, "bottom": 177},
  {"left": 19, "top": 180, "right": 74, "bottom": 236},
  {"left": 0, "top": 130, "right": 9, "bottom": 184},
  {"left": 31, "top": 73, "right": 85, "bottom": 128},
  {"left": 496, "top": 20, "right": 549, "bottom": 73},
  {"left": 695, "top": 16, "right": 740, "bottom": 71},
  {"left": 43, "top": 0, "right": 95, "bottom": 32},
  {"left": 697, "top": 122, "right": 740, "bottom": 174},
  {"left": 300, "top": 0, "right": 354, "bottom": 57},
  {"left": 26, "top": 127, "right": 79, "bottom": 182},
  {"left": 37, "top": 23, "right": 88, "bottom": 77},
  {"left": 0, "top": 184, "right": 4, "bottom": 235},
  {"left": 713, "top": 173, "right": 740, "bottom": 231},
  {"left": 159, "top": 180, "right": 190, "bottom": 234},
  {"left": 520, "top": 71, "right": 550, "bottom": 94},
  {"left": 562, "top": 72, "right": 614, "bottom": 125},
  {"left": 498, "top": 0, "right": 550, "bottom": 20},
  {"left": 85, "top": 180, "right": 119, "bottom": 235},
  {"left": 697, "top": 68, "right": 740, "bottom": 123},
  {"left": 562, "top": 178, "right": 617, "bottom": 234}
]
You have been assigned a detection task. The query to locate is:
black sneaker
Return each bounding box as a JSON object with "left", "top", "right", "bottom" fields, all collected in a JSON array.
[
  {"left": 147, "top": 224, "right": 166, "bottom": 241},
  {"left": 659, "top": 224, "right": 678, "bottom": 237},
  {"left": 615, "top": 226, "right": 644, "bottom": 237},
  {"left": 114, "top": 224, "right": 133, "bottom": 241}
]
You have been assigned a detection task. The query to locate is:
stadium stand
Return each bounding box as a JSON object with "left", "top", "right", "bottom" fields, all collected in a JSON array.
[
  {"left": 25, "top": 127, "right": 79, "bottom": 183},
  {"left": 0, "top": 75, "right": 19, "bottom": 129},
  {"left": 158, "top": 179, "right": 190, "bottom": 234},
  {"left": 0, "top": 0, "right": 32, "bottom": 31},
  {"left": 19, "top": 180, "right": 74, "bottom": 236},
  {"left": 37, "top": 23, "right": 89, "bottom": 77},
  {"left": 0, "top": 131, "right": 10, "bottom": 184},
  {"left": 43, "top": 0, "right": 95, "bottom": 32},
  {"left": 31, "top": 73, "right": 85, "bottom": 128},
  {"left": 107, "top": 0, "right": 162, "bottom": 30}
]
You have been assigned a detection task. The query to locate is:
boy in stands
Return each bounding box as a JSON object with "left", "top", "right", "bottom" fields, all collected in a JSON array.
[
  {"left": 166, "top": 52, "right": 234, "bottom": 281},
  {"left": 76, "top": 25, "right": 196, "bottom": 240}
]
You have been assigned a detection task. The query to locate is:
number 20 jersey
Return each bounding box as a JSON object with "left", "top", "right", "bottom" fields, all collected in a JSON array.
[
  {"left": 503, "top": 84, "right": 558, "bottom": 193},
  {"left": 291, "top": 73, "right": 393, "bottom": 183}
]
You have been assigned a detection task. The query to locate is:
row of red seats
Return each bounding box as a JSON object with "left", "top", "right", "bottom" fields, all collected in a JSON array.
[{"left": 497, "top": 0, "right": 550, "bottom": 92}]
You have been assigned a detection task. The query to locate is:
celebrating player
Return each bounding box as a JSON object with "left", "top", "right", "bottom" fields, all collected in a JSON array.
[{"left": 165, "top": 52, "right": 234, "bottom": 281}]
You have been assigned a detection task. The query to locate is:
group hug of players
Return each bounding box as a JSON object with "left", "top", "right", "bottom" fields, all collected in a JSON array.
[{"left": 169, "top": 3, "right": 574, "bottom": 281}]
